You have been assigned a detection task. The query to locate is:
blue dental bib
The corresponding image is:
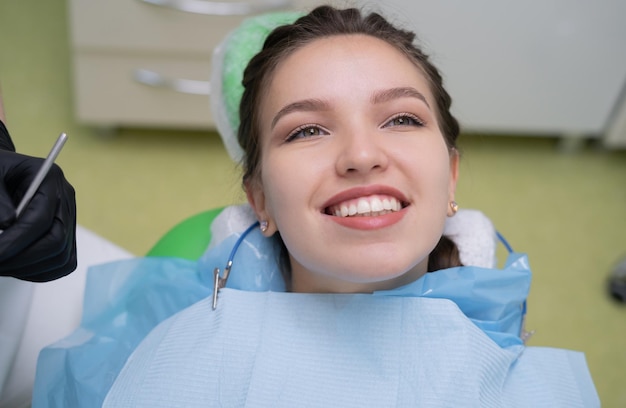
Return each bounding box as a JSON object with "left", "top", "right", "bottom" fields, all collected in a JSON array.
[{"left": 32, "top": 227, "right": 598, "bottom": 407}]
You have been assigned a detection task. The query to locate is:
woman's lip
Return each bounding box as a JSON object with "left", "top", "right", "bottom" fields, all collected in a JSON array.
[{"left": 322, "top": 185, "right": 409, "bottom": 210}]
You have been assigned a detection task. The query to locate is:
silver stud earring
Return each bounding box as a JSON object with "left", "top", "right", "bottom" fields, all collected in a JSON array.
[{"left": 260, "top": 220, "right": 269, "bottom": 233}]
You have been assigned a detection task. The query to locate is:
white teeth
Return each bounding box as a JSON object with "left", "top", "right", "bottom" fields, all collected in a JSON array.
[
  {"left": 331, "top": 196, "right": 404, "bottom": 217},
  {"left": 357, "top": 199, "right": 371, "bottom": 214},
  {"left": 348, "top": 203, "right": 357, "bottom": 216},
  {"left": 370, "top": 196, "right": 384, "bottom": 212},
  {"left": 392, "top": 198, "right": 401, "bottom": 211}
]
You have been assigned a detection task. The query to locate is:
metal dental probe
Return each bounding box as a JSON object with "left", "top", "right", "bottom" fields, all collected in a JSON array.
[{"left": 0, "top": 132, "right": 68, "bottom": 235}]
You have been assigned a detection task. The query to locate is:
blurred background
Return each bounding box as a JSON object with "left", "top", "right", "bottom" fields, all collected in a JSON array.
[{"left": 1, "top": 0, "right": 625, "bottom": 406}]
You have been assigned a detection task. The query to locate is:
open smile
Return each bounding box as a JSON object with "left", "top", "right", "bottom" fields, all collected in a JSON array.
[{"left": 326, "top": 194, "right": 407, "bottom": 217}]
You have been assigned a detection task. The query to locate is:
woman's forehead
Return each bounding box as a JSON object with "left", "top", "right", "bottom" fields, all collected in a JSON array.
[{"left": 262, "top": 34, "right": 435, "bottom": 112}]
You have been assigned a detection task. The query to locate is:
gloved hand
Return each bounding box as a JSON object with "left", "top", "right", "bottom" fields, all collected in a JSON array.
[{"left": 0, "top": 120, "right": 77, "bottom": 281}]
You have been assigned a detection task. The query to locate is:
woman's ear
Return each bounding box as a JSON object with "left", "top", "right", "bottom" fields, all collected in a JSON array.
[
  {"left": 448, "top": 148, "right": 460, "bottom": 203},
  {"left": 245, "top": 180, "right": 277, "bottom": 236}
]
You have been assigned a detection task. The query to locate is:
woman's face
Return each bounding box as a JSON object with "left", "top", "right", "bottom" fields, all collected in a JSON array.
[{"left": 247, "top": 34, "right": 459, "bottom": 293}]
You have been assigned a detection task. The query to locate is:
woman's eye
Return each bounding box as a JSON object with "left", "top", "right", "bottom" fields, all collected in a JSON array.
[
  {"left": 285, "top": 125, "right": 327, "bottom": 142},
  {"left": 384, "top": 114, "right": 424, "bottom": 128}
]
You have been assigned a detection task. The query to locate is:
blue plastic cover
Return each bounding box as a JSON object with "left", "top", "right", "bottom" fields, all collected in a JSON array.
[{"left": 31, "top": 228, "right": 597, "bottom": 407}]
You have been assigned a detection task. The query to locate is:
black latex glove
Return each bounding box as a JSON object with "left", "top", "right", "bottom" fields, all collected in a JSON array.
[{"left": 0, "top": 120, "right": 77, "bottom": 281}]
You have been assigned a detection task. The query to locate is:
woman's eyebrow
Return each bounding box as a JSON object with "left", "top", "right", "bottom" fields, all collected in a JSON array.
[
  {"left": 371, "top": 87, "right": 431, "bottom": 109},
  {"left": 271, "top": 99, "right": 330, "bottom": 130}
]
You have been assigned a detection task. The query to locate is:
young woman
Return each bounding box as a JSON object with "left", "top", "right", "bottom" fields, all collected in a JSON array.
[
  {"left": 33, "top": 6, "right": 598, "bottom": 407},
  {"left": 240, "top": 6, "right": 461, "bottom": 294}
]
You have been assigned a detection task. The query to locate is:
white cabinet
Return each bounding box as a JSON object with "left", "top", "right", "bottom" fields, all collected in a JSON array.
[
  {"left": 604, "top": 91, "right": 626, "bottom": 148},
  {"left": 68, "top": 0, "right": 320, "bottom": 129},
  {"left": 377, "top": 0, "right": 626, "bottom": 145},
  {"left": 69, "top": 0, "right": 626, "bottom": 147}
]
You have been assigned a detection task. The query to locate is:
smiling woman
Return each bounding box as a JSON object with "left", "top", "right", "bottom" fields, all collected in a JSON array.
[
  {"left": 246, "top": 33, "right": 459, "bottom": 293},
  {"left": 32, "top": 5, "right": 599, "bottom": 407}
]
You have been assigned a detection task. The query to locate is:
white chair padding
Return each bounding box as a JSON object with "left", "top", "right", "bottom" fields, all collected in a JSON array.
[{"left": 0, "top": 226, "right": 133, "bottom": 408}]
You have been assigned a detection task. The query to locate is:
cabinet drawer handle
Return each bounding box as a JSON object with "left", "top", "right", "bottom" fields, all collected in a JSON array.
[
  {"left": 138, "top": 0, "right": 292, "bottom": 15},
  {"left": 133, "top": 69, "right": 211, "bottom": 95}
]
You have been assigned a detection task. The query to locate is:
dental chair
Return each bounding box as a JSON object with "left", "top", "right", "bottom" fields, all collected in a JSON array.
[{"left": 0, "top": 205, "right": 497, "bottom": 408}]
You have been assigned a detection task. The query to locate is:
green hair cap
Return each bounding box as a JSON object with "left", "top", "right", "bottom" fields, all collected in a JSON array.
[{"left": 210, "top": 11, "right": 304, "bottom": 162}]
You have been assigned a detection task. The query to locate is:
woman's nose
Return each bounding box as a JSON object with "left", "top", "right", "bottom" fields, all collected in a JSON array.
[{"left": 335, "top": 130, "right": 389, "bottom": 176}]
